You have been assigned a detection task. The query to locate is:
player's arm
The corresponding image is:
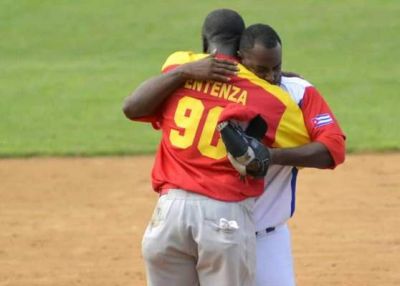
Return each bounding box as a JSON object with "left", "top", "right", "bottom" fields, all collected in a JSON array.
[
  {"left": 228, "top": 133, "right": 338, "bottom": 173},
  {"left": 225, "top": 132, "right": 333, "bottom": 176},
  {"left": 269, "top": 142, "right": 334, "bottom": 168},
  {"left": 122, "top": 69, "right": 186, "bottom": 120},
  {"left": 222, "top": 120, "right": 333, "bottom": 172},
  {"left": 122, "top": 54, "right": 238, "bottom": 120}
]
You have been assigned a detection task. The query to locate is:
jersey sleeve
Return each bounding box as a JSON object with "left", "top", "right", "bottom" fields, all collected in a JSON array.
[
  {"left": 161, "top": 51, "right": 195, "bottom": 73},
  {"left": 300, "top": 86, "right": 346, "bottom": 168}
]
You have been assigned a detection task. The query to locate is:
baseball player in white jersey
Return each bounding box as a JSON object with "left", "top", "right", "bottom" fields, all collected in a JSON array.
[
  {"left": 253, "top": 76, "right": 344, "bottom": 286},
  {"left": 237, "top": 24, "right": 346, "bottom": 286}
]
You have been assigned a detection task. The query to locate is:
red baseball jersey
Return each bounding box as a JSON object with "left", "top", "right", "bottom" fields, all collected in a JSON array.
[{"left": 136, "top": 52, "right": 311, "bottom": 201}]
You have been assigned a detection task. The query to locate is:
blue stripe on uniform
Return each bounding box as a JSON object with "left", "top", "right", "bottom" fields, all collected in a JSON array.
[{"left": 290, "top": 167, "right": 298, "bottom": 217}]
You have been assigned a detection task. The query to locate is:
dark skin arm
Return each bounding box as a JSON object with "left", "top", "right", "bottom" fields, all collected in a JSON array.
[
  {"left": 269, "top": 142, "right": 334, "bottom": 169},
  {"left": 122, "top": 69, "right": 185, "bottom": 119},
  {"left": 122, "top": 53, "right": 239, "bottom": 119}
]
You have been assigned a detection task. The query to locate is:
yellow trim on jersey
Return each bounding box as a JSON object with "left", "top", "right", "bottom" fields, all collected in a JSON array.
[
  {"left": 161, "top": 51, "right": 208, "bottom": 71},
  {"left": 237, "top": 64, "right": 310, "bottom": 147},
  {"left": 162, "top": 51, "right": 311, "bottom": 148}
]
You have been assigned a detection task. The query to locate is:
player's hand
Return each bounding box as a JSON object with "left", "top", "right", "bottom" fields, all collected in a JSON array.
[{"left": 179, "top": 50, "right": 239, "bottom": 82}]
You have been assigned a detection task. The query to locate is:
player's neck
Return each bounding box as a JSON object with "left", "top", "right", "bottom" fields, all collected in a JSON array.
[{"left": 207, "top": 43, "right": 237, "bottom": 57}]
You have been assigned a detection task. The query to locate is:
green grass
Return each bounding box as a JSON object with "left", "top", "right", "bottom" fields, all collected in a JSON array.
[{"left": 1, "top": 0, "right": 399, "bottom": 156}]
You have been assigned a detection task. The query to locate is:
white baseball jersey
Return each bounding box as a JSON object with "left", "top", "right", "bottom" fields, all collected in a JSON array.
[
  {"left": 254, "top": 76, "right": 336, "bottom": 231},
  {"left": 253, "top": 76, "right": 346, "bottom": 286}
]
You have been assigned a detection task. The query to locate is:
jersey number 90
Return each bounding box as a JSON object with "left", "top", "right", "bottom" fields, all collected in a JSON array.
[{"left": 169, "top": 96, "right": 226, "bottom": 160}]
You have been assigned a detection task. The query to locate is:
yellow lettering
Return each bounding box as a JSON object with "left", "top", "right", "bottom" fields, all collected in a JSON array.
[
  {"left": 210, "top": 82, "right": 222, "bottom": 97},
  {"left": 204, "top": 81, "right": 212, "bottom": 93},
  {"left": 228, "top": 86, "right": 241, "bottom": 102},
  {"left": 237, "top": 90, "right": 248, "bottom": 105},
  {"left": 185, "top": 80, "right": 246, "bottom": 106},
  {"left": 219, "top": 84, "right": 231, "bottom": 100},
  {"left": 193, "top": 80, "right": 203, "bottom": 92},
  {"left": 184, "top": 79, "right": 193, "bottom": 89}
]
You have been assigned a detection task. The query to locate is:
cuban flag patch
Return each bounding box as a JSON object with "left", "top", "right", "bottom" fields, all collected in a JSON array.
[{"left": 312, "top": 113, "right": 333, "bottom": 128}]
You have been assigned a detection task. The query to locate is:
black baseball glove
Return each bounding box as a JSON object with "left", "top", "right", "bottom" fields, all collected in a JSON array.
[{"left": 218, "top": 117, "right": 270, "bottom": 178}]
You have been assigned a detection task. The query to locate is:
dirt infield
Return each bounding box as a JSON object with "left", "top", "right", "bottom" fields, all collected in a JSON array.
[{"left": 0, "top": 154, "right": 399, "bottom": 286}]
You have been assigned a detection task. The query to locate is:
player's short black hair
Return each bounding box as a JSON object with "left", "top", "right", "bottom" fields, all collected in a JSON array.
[
  {"left": 202, "top": 9, "right": 245, "bottom": 52},
  {"left": 239, "top": 24, "right": 282, "bottom": 52}
]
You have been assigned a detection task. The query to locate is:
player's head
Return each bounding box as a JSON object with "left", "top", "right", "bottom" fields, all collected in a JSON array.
[
  {"left": 201, "top": 9, "right": 245, "bottom": 55},
  {"left": 239, "top": 24, "right": 282, "bottom": 85}
]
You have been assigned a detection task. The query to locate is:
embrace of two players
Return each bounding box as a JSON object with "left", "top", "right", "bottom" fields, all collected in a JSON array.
[{"left": 123, "top": 8, "right": 345, "bottom": 286}]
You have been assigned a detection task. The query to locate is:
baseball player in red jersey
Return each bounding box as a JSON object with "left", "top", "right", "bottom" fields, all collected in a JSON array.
[{"left": 123, "top": 10, "right": 312, "bottom": 286}]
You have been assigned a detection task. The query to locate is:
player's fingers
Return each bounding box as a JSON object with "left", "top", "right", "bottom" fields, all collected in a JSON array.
[
  {"left": 214, "top": 58, "right": 239, "bottom": 68},
  {"left": 211, "top": 73, "right": 231, "bottom": 82},
  {"left": 213, "top": 67, "right": 237, "bottom": 76},
  {"left": 215, "top": 62, "right": 239, "bottom": 72}
]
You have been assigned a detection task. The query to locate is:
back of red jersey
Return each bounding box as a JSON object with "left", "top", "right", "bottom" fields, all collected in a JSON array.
[
  {"left": 139, "top": 51, "right": 310, "bottom": 201},
  {"left": 152, "top": 67, "right": 264, "bottom": 201}
]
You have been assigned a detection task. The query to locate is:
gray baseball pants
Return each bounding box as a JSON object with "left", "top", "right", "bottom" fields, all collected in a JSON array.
[{"left": 142, "top": 189, "right": 256, "bottom": 286}]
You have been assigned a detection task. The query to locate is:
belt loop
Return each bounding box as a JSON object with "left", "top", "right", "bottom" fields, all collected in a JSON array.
[
  {"left": 266, "top": 227, "right": 275, "bottom": 233},
  {"left": 255, "top": 226, "right": 276, "bottom": 236}
]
